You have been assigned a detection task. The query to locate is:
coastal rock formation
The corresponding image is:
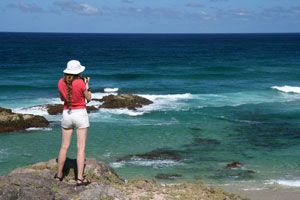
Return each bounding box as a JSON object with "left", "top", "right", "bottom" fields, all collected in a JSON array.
[
  {"left": 227, "top": 161, "right": 243, "bottom": 168},
  {"left": 45, "top": 104, "right": 98, "bottom": 115},
  {"left": 96, "top": 94, "right": 153, "bottom": 110},
  {"left": 116, "top": 148, "right": 183, "bottom": 162},
  {"left": 155, "top": 173, "right": 182, "bottom": 180},
  {"left": 0, "top": 158, "right": 248, "bottom": 200},
  {"left": 0, "top": 107, "right": 49, "bottom": 133}
]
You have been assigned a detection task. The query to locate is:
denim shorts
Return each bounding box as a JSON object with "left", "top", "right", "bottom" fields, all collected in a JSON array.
[{"left": 61, "top": 109, "right": 89, "bottom": 129}]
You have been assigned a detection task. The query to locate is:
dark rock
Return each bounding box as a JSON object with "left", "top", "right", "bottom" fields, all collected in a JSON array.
[
  {"left": 86, "top": 106, "right": 98, "bottom": 113},
  {"left": 184, "top": 138, "right": 221, "bottom": 147},
  {"left": 226, "top": 161, "right": 243, "bottom": 168},
  {"left": 0, "top": 107, "right": 49, "bottom": 133},
  {"left": 99, "top": 94, "right": 153, "bottom": 110},
  {"left": 45, "top": 104, "right": 64, "bottom": 115},
  {"left": 116, "top": 148, "right": 182, "bottom": 162},
  {"left": 45, "top": 104, "right": 98, "bottom": 115},
  {"left": 155, "top": 173, "right": 182, "bottom": 180}
]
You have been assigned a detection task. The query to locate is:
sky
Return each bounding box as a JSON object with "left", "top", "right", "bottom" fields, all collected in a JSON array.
[{"left": 0, "top": 0, "right": 300, "bottom": 33}]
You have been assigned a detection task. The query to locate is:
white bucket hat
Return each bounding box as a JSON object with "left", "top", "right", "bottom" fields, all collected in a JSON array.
[{"left": 63, "top": 60, "right": 85, "bottom": 74}]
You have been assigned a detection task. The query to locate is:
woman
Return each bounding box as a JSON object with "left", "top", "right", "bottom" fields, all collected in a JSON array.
[{"left": 54, "top": 60, "right": 92, "bottom": 186}]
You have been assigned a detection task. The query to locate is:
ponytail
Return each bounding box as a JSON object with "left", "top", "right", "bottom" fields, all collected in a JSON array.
[{"left": 63, "top": 74, "right": 78, "bottom": 110}]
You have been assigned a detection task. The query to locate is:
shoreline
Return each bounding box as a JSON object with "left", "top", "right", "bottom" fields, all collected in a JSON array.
[
  {"left": 222, "top": 184, "right": 300, "bottom": 200},
  {"left": 2, "top": 158, "right": 300, "bottom": 199}
]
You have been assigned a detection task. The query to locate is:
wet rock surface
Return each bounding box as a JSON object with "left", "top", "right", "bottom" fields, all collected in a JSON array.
[
  {"left": 96, "top": 94, "right": 153, "bottom": 110},
  {"left": 45, "top": 104, "right": 98, "bottom": 115},
  {"left": 116, "top": 148, "right": 183, "bottom": 162},
  {"left": 155, "top": 173, "right": 182, "bottom": 180},
  {"left": 0, "top": 107, "right": 49, "bottom": 133},
  {"left": 227, "top": 162, "right": 243, "bottom": 168},
  {"left": 0, "top": 158, "right": 248, "bottom": 200}
]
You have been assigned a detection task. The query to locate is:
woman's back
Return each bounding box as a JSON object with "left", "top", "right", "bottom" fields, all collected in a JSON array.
[{"left": 58, "top": 78, "right": 86, "bottom": 110}]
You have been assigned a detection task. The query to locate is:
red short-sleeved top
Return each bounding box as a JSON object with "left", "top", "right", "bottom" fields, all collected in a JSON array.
[{"left": 58, "top": 78, "right": 86, "bottom": 110}]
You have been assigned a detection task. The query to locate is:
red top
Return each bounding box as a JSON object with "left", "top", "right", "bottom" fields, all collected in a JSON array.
[{"left": 58, "top": 78, "right": 86, "bottom": 110}]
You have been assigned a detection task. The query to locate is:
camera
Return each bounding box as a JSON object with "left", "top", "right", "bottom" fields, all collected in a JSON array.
[{"left": 78, "top": 74, "right": 87, "bottom": 82}]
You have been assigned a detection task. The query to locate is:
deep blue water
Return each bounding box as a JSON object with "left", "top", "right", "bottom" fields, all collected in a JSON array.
[{"left": 1, "top": 32, "right": 300, "bottom": 188}]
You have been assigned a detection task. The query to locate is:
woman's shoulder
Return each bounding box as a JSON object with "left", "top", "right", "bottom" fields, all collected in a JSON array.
[{"left": 73, "top": 78, "right": 85, "bottom": 85}]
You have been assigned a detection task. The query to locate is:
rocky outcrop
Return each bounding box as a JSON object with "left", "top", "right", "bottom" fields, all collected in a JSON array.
[
  {"left": 45, "top": 104, "right": 98, "bottom": 115},
  {"left": 0, "top": 158, "right": 248, "bottom": 200},
  {"left": 226, "top": 161, "right": 243, "bottom": 168},
  {"left": 116, "top": 148, "right": 183, "bottom": 162},
  {"left": 96, "top": 94, "right": 153, "bottom": 110},
  {"left": 155, "top": 173, "right": 182, "bottom": 180},
  {"left": 0, "top": 107, "right": 49, "bottom": 133}
]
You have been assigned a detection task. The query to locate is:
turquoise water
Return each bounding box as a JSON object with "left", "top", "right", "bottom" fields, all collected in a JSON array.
[{"left": 1, "top": 33, "right": 300, "bottom": 188}]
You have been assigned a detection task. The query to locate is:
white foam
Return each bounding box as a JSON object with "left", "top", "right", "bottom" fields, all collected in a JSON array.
[
  {"left": 92, "top": 92, "right": 116, "bottom": 99},
  {"left": 272, "top": 86, "right": 300, "bottom": 94},
  {"left": 26, "top": 127, "right": 52, "bottom": 131},
  {"left": 104, "top": 88, "right": 119, "bottom": 93},
  {"left": 110, "top": 161, "right": 126, "bottom": 168},
  {"left": 266, "top": 179, "right": 300, "bottom": 187},
  {"left": 140, "top": 93, "right": 193, "bottom": 102},
  {"left": 13, "top": 106, "right": 49, "bottom": 116},
  {"left": 100, "top": 108, "right": 145, "bottom": 116},
  {"left": 110, "top": 157, "right": 181, "bottom": 169}
]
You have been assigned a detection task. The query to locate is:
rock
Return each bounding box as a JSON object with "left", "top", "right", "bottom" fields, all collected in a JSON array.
[
  {"left": 0, "top": 107, "right": 49, "bottom": 133},
  {"left": 1, "top": 158, "right": 128, "bottom": 200},
  {"left": 0, "top": 158, "right": 247, "bottom": 200},
  {"left": 116, "top": 148, "right": 182, "bottom": 162},
  {"left": 45, "top": 104, "right": 98, "bottom": 115},
  {"left": 86, "top": 106, "right": 98, "bottom": 113},
  {"left": 45, "top": 104, "right": 64, "bottom": 115},
  {"left": 226, "top": 161, "right": 243, "bottom": 168},
  {"left": 98, "top": 94, "right": 153, "bottom": 110},
  {"left": 155, "top": 173, "right": 182, "bottom": 180}
]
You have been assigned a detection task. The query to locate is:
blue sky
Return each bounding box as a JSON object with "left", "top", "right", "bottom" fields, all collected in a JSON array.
[{"left": 1, "top": 0, "right": 300, "bottom": 33}]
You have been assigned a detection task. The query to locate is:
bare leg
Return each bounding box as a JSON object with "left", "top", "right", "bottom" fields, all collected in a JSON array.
[
  {"left": 76, "top": 128, "right": 88, "bottom": 182},
  {"left": 56, "top": 128, "right": 73, "bottom": 179}
]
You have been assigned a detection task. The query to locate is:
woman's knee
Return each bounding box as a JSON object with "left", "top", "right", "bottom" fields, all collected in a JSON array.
[
  {"left": 61, "top": 143, "right": 70, "bottom": 151},
  {"left": 77, "top": 144, "right": 86, "bottom": 152}
]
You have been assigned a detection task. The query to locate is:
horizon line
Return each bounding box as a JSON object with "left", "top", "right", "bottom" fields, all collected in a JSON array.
[{"left": 0, "top": 31, "right": 300, "bottom": 34}]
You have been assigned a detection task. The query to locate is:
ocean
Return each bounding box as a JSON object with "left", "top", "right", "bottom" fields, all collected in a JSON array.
[{"left": 1, "top": 32, "right": 300, "bottom": 190}]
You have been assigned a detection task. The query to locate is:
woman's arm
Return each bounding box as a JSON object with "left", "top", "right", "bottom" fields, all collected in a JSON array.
[
  {"left": 59, "top": 92, "right": 64, "bottom": 101},
  {"left": 84, "top": 77, "right": 91, "bottom": 103}
]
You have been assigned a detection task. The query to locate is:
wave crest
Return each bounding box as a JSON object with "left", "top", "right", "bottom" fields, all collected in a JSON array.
[{"left": 271, "top": 86, "right": 300, "bottom": 94}]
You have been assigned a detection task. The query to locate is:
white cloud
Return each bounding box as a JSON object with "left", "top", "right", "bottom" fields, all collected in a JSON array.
[
  {"left": 54, "top": 0, "right": 99, "bottom": 15},
  {"left": 8, "top": 2, "right": 44, "bottom": 13}
]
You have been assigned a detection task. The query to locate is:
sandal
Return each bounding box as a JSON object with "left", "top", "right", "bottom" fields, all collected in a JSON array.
[
  {"left": 76, "top": 177, "right": 91, "bottom": 186},
  {"left": 54, "top": 173, "right": 63, "bottom": 181}
]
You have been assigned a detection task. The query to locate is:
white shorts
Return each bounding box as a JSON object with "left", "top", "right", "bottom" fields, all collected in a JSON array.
[{"left": 61, "top": 109, "right": 89, "bottom": 129}]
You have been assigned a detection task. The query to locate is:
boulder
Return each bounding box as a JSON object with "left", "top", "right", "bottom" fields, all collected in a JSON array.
[
  {"left": 116, "top": 148, "right": 183, "bottom": 162},
  {"left": 1, "top": 158, "right": 127, "bottom": 200},
  {"left": 155, "top": 173, "right": 182, "bottom": 180},
  {"left": 0, "top": 107, "right": 49, "bottom": 133},
  {"left": 226, "top": 161, "right": 243, "bottom": 168},
  {"left": 45, "top": 104, "right": 98, "bottom": 115},
  {"left": 97, "top": 94, "right": 153, "bottom": 110}
]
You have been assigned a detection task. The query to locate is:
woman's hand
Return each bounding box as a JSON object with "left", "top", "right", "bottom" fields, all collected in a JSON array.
[{"left": 84, "top": 77, "right": 90, "bottom": 84}]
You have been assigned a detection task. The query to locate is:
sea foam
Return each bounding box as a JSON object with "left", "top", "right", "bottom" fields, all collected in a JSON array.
[
  {"left": 271, "top": 86, "right": 300, "bottom": 94},
  {"left": 110, "top": 157, "right": 181, "bottom": 169},
  {"left": 104, "top": 88, "right": 119, "bottom": 93},
  {"left": 266, "top": 179, "right": 300, "bottom": 187}
]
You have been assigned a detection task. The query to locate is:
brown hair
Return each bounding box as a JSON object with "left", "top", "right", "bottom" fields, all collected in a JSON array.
[{"left": 63, "top": 74, "right": 78, "bottom": 110}]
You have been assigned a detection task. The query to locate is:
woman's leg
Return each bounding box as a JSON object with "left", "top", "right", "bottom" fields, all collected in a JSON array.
[
  {"left": 56, "top": 128, "right": 73, "bottom": 179},
  {"left": 76, "top": 128, "right": 88, "bottom": 182}
]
